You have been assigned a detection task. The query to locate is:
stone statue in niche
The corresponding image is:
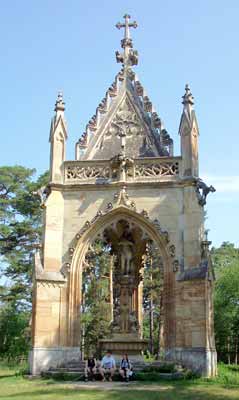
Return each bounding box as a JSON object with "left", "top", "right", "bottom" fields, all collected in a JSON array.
[
  {"left": 118, "top": 237, "right": 134, "bottom": 275},
  {"left": 121, "top": 300, "right": 130, "bottom": 332},
  {"left": 129, "top": 311, "right": 139, "bottom": 332},
  {"left": 112, "top": 306, "right": 121, "bottom": 332}
]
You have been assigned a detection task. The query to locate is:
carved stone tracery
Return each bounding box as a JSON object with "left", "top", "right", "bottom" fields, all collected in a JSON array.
[
  {"left": 65, "top": 159, "right": 180, "bottom": 183},
  {"left": 135, "top": 162, "right": 179, "bottom": 177},
  {"left": 105, "top": 99, "right": 144, "bottom": 139},
  {"left": 66, "top": 165, "right": 110, "bottom": 180}
]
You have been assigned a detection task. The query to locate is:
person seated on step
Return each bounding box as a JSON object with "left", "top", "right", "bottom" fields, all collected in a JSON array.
[
  {"left": 119, "top": 353, "right": 133, "bottom": 382},
  {"left": 84, "top": 355, "right": 97, "bottom": 381},
  {"left": 99, "top": 350, "right": 116, "bottom": 382}
]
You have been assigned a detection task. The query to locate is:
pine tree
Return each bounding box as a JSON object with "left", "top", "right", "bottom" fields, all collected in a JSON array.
[{"left": 0, "top": 165, "right": 49, "bottom": 358}]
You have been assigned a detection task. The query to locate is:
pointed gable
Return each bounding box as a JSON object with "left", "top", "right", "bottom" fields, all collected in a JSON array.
[
  {"left": 75, "top": 14, "right": 173, "bottom": 161},
  {"left": 76, "top": 72, "right": 173, "bottom": 160}
]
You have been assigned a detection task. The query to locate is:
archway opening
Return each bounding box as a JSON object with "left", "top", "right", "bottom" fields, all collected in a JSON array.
[{"left": 78, "top": 216, "right": 165, "bottom": 359}]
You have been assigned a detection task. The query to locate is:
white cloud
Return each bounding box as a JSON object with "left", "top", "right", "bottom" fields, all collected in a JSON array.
[{"left": 201, "top": 175, "right": 239, "bottom": 194}]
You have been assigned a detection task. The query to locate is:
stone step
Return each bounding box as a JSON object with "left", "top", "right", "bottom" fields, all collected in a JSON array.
[
  {"left": 49, "top": 367, "right": 85, "bottom": 373},
  {"left": 45, "top": 360, "right": 184, "bottom": 381},
  {"left": 43, "top": 369, "right": 184, "bottom": 381}
]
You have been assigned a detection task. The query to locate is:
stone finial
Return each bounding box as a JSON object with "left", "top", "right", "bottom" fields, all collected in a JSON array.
[
  {"left": 116, "top": 14, "right": 138, "bottom": 44},
  {"left": 201, "top": 230, "right": 212, "bottom": 261},
  {"left": 182, "top": 84, "right": 194, "bottom": 107},
  {"left": 54, "top": 91, "right": 65, "bottom": 112},
  {"left": 115, "top": 14, "right": 139, "bottom": 68},
  {"left": 204, "top": 229, "right": 210, "bottom": 242}
]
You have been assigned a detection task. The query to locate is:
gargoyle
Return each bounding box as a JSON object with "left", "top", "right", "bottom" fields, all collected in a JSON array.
[
  {"left": 196, "top": 179, "right": 216, "bottom": 206},
  {"left": 33, "top": 185, "right": 50, "bottom": 208}
]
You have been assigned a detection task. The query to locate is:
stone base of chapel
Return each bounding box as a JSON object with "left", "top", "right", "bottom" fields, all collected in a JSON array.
[
  {"left": 29, "top": 347, "right": 81, "bottom": 376},
  {"left": 165, "top": 347, "right": 217, "bottom": 377},
  {"left": 29, "top": 345, "right": 217, "bottom": 377}
]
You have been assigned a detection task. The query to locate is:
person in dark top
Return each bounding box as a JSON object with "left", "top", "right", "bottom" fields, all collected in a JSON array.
[
  {"left": 119, "top": 354, "right": 132, "bottom": 382},
  {"left": 84, "top": 355, "right": 97, "bottom": 381}
]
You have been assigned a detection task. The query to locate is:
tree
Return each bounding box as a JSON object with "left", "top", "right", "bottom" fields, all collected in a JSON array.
[
  {"left": 143, "top": 243, "right": 163, "bottom": 357},
  {"left": 0, "top": 165, "right": 49, "bottom": 358},
  {"left": 81, "top": 240, "right": 112, "bottom": 357},
  {"left": 212, "top": 242, "right": 239, "bottom": 363}
]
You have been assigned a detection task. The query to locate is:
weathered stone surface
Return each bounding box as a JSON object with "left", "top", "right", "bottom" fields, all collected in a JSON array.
[
  {"left": 30, "top": 16, "right": 216, "bottom": 378},
  {"left": 30, "top": 347, "right": 81, "bottom": 375}
]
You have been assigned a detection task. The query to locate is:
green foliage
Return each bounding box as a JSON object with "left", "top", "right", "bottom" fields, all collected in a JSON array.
[
  {"left": 0, "top": 165, "right": 49, "bottom": 358},
  {"left": 212, "top": 242, "right": 239, "bottom": 363},
  {"left": 135, "top": 371, "right": 163, "bottom": 381},
  {"left": 142, "top": 364, "right": 177, "bottom": 373},
  {"left": 0, "top": 166, "right": 49, "bottom": 309},
  {"left": 0, "top": 304, "right": 30, "bottom": 359},
  {"left": 209, "top": 363, "right": 239, "bottom": 387},
  {"left": 143, "top": 244, "right": 163, "bottom": 355},
  {"left": 81, "top": 240, "right": 113, "bottom": 356},
  {"left": 211, "top": 242, "right": 239, "bottom": 276},
  {"left": 42, "top": 371, "right": 84, "bottom": 381}
]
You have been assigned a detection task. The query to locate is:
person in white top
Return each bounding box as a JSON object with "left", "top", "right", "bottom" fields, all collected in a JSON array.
[{"left": 99, "top": 350, "right": 116, "bottom": 381}]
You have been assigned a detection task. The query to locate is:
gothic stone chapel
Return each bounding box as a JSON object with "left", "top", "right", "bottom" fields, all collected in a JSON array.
[{"left": 30, "top": 15, "right": 217, "bottom": 376}]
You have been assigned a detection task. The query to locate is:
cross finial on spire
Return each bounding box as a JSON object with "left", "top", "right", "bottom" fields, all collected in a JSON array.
[
  {"left": 182, "top": 84, "right": 194, "bottom": 107},
  {"left": 115, "top": 14, "right": 139, "bottom": 68},
  {"left": 116, "top": 14, "right": 137, "bottom": 45}
]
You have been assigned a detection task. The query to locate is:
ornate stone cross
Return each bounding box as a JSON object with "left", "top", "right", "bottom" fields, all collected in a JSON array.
[
  {"left": 115, "top": 14, "right": 139, "bottom": 67},
  {"left": 116, "top": 14, "right": 137, "bottom": 45}
]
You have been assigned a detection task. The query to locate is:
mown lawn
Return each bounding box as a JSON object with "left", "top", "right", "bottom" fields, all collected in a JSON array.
[{"left": 0, "top": 363, "right": 238, "bottom": 400}]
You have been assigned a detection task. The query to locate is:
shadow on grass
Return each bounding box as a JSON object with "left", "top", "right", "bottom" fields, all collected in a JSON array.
[{"left": 0, "top": 374, "right": 16, "bottom": 379}]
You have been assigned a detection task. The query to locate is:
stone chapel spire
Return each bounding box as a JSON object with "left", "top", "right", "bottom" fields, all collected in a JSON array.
[
  {"left": 49, "top": 92, "right": 68, "bottom": 183},
  {"left": 115, "top": 14, "right": 139, "bottom": 70},
  {"left": 179, "top": 84, "right": 199, "bottom": 177},
  {"left": 75, "top": 14, "right": 174, "bottom": 160}
]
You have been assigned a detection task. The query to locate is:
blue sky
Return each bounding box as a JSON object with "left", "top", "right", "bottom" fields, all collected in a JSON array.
[{"left": 1, "top": 0, "right": 238, "bottom": 248}]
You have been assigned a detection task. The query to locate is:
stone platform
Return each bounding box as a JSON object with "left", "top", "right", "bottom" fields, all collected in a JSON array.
[{"left": 99, "top": 336, "right": 148, "bottom": 359}]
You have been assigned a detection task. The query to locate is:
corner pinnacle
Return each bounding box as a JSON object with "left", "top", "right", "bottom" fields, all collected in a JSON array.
[
  {"left": 55, "top": 91, "right": 65, "bottom": 112},
  {"left": 182, "top": 84, "right": 194, "bottom": 107}
]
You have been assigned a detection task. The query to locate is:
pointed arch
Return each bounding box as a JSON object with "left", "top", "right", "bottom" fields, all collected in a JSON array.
[{"left": 67, "top": 206, "right": 176, "bottom": 347}]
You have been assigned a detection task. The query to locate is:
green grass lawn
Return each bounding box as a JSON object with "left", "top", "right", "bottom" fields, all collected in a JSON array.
[{"left": 0, "top": 363, "right": 238, "bottom": 400}]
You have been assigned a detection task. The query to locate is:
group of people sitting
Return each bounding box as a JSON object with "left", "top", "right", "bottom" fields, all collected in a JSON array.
[{"left": 85, "top": 350, "right": 133, "bottom": 382}]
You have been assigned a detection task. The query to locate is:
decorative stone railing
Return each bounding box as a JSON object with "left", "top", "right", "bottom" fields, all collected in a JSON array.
[
  {"left": 64, "top": 157, "right": 182, "bottom": 184},
  {"left": 133, "top": 158, "right": 180, "bottom": 179}
]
